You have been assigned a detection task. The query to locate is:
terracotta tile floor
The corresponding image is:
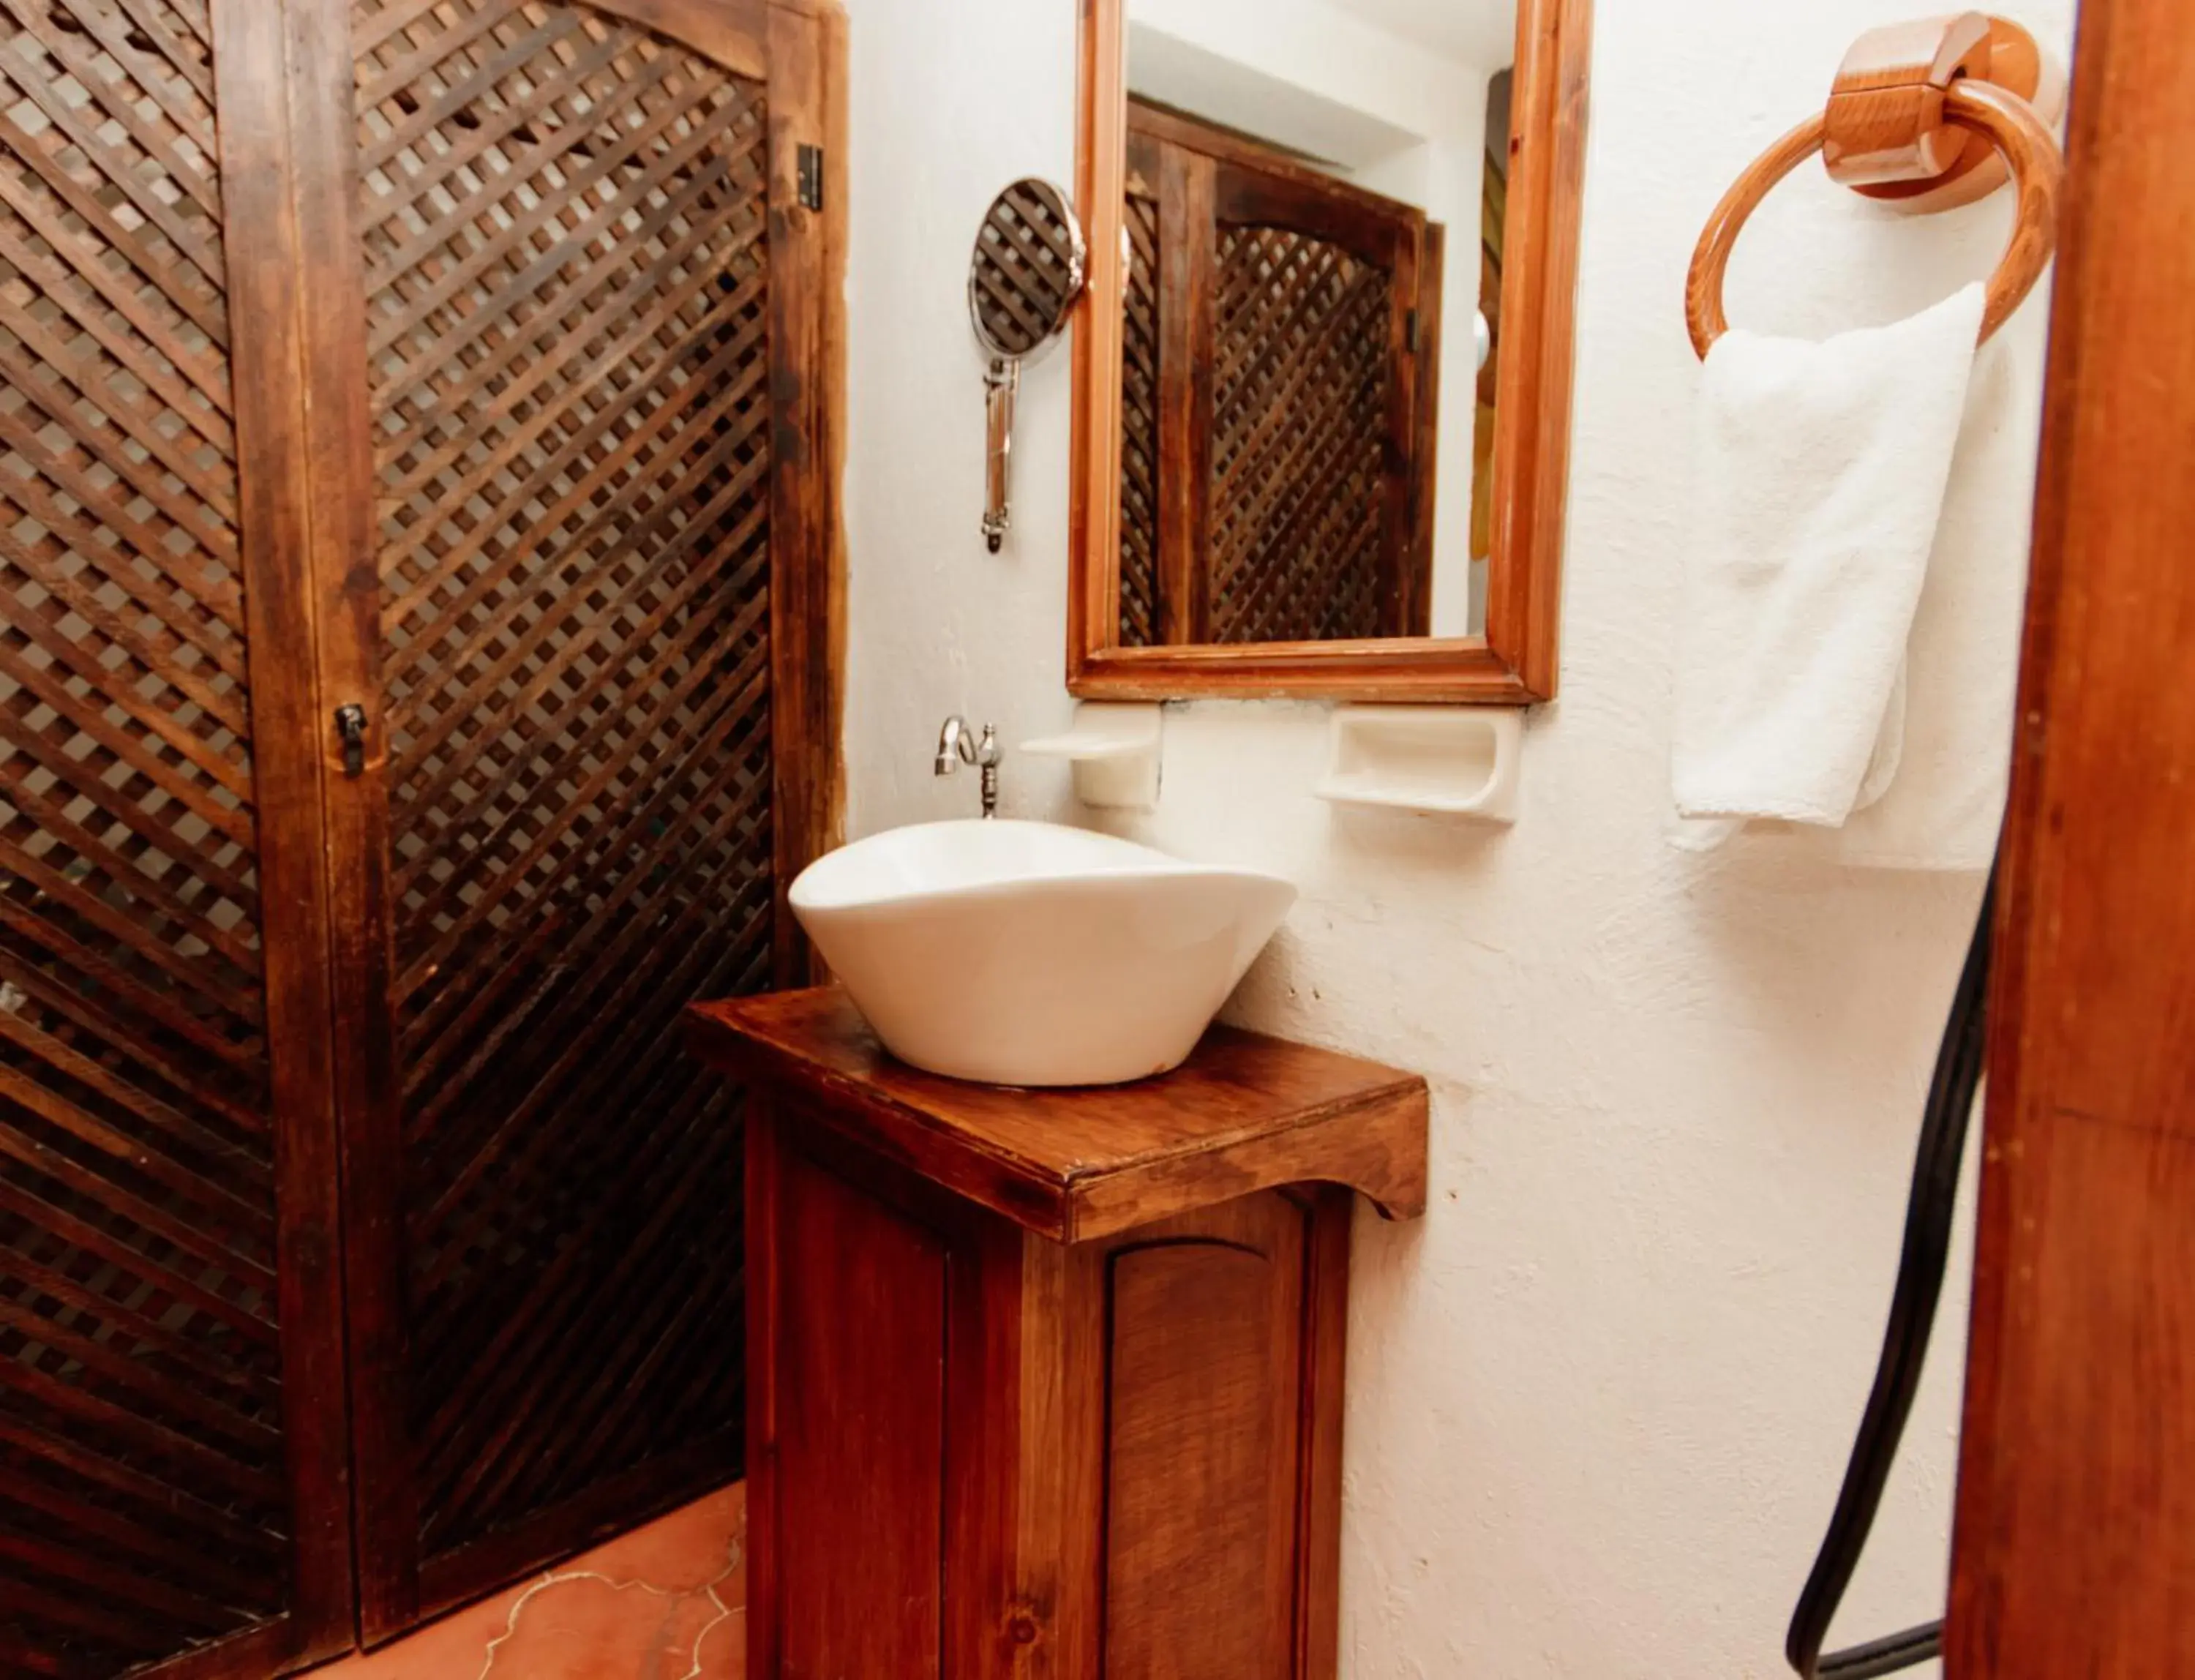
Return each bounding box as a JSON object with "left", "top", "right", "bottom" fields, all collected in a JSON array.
[{"left": 319, "top": 1485, "right": 745, "bottom": 1679}]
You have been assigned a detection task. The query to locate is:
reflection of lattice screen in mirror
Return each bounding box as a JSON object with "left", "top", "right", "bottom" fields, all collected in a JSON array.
[
  {"left": 1118, "top": 180, "right": 1161, "bottom": 647},
  {"left": 1210, "top": 224, "right": 1392, "bottom": 644}
]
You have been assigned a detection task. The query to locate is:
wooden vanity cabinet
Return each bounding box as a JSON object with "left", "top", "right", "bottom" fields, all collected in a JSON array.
[{"left": 687, "top": 988, "right": 1428, "bottom": 1680}]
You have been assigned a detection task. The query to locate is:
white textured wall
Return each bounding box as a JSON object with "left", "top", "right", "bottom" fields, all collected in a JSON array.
[{"left": 837, "top": 0, "right": 2071, "bottom": 1673}]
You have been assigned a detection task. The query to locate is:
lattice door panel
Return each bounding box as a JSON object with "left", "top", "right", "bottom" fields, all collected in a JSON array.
[
  {"left": 351, "top": 0, "right": 770, "bottom": 1566},
  {"left": 1118, "top": 171, "right": 1160, "bottom": 649},
  {"left": 0, "top": 0, "right": 303, "bottom": 1673},
  {"left": 1209, "top": 223, "right": 1393, "bottom": 645}
]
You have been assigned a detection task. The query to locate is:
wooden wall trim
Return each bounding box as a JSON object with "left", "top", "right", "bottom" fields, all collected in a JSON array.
[
  {"left": 1947, "top": 0, "right": 2195, "bottom": 1672},
  {"left": 1067, "top": 0, "right": 1591, "bottom": 704}
]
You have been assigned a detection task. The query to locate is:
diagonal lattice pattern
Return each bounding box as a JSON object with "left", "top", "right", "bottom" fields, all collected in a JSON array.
[
  {"left": 1117, "top": 181, "right": 1160, "bottom": 648},
  {"left": 972, "top": 178, "right": 1080, "bottom": 359},
  {"left": 353, "top": 0, "right": 769, "bottom": 1557},
  {"left": 0, "top": 0, "right": 290, "bottom": 1673},
  {"left": 1209, "top": 224, "right": 1392, "bottom": 645}
]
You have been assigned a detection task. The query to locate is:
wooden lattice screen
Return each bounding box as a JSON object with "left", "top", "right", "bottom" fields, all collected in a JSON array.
[
  {"left": 0, "top": 0, "right": 300, "bottom": 1670},
  {"left": 0, "top": 0, "right": 836, "bottom": 1669},
  {"left": 350, "top": 0, "right": 771, "bottom": 1579},
  {"left": 1116, "top": 102, "right": 1433, "bottom": 648}
]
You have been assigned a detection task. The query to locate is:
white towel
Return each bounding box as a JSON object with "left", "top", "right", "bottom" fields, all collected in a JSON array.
[
  {"left": 1673, "top": 282, "right": 1987, "bottom": 850},
  {"left": 1815, "top": 342, "right": 2035, "bottom": 871}
]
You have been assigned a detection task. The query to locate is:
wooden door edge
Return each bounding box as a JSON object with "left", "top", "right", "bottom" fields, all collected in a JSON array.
[
  {"left": 276, "top": 0, "right": 419, "bottom": 1641},
  {"left": 206, "top": 0, "right": 361, "bottom": 1658},
  {"left": 1946, "top": 0, "right": 2195, "bottom": 1670},
  {"left": 768, "top": 0, "right": 849, "bottom": 988}
]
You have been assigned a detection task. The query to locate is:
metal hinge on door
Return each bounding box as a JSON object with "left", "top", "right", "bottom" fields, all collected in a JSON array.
[
  {"left": 1406, "top": 309, "right": 1421, "bottom": 353},
  {"left": 798, "top": 144, "right": 825, "bottom": 211},
  {"left": 334, "top": 705, "right": 368, "bottom": 779}
]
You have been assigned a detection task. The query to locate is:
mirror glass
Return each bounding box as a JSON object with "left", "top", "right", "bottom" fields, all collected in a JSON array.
[
  {"left": 972, "top": 179, "right": 1087, "bottom": 359},
  {"left": 1116, "top": 0, "right": 1517, "bottom": 645}
]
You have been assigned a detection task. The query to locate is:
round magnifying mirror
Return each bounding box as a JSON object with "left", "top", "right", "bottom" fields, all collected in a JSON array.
[{"left": 969, "top": 179, "right": 1087, "bottom": 550}]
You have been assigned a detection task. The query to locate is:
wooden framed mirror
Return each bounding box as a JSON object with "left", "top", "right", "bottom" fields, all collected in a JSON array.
[{"left": 1070, "top": 0, "right": 1591, "bottom": 702}]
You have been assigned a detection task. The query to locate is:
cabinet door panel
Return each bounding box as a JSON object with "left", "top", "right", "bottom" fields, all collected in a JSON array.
[
  {"left": 0, "top": 0, "right": 351, "bottom": 1671},
  {"left": 1100, "top": 1196, "right": 1308, "bottom": 1680}
]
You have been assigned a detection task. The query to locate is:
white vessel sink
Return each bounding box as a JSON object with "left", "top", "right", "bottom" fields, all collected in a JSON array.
[{"left": 789, "top": 820, "right": 1297, "bottom": 1087}]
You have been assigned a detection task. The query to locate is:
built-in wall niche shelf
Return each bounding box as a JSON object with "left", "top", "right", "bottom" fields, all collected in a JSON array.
[
  {"left": 1021, "top": 700, "right": 1163, "bottom": 809},
  {"left": 1313, "top": 705, "right": 1526, "bottom": 822}
]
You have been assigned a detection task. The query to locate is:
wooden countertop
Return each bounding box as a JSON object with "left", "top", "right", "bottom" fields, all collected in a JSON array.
[{"left": 686, "top": 986, "right": 1429, "bottom": 1243}]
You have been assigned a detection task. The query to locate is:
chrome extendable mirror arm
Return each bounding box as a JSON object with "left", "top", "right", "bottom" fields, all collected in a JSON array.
[{"left": 982, "top": 357, "right": 1021, "bottom": 552}]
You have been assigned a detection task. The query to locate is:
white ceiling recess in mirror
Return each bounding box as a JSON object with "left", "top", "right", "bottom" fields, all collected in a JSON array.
[
  {"left": 1127, "top": 0, "right": 1518, "bottom": 169},
  {"left": 1071, "top": 0, "right": 1587, "bottom": 705}
]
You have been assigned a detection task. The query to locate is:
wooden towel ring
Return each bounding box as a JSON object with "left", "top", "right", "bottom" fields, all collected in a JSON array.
[{"left": 1686, "top": 14, "right": 2066, "bottom": 361}]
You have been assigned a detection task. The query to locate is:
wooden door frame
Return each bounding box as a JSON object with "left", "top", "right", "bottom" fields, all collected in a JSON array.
[
  {"left": 1948, "top": 0, "right": 2195, "bottom": 1671},
  {"left": 271, "top": 0, "right": 844, "bottom": 1647}
]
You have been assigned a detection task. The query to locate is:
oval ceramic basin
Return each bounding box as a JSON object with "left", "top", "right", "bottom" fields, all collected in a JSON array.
[{"left": 789, "top": 820, "right": 1297, "bottom": 1087}]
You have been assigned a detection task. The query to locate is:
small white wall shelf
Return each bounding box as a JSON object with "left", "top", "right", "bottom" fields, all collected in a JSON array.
[
  {"left": 1313, "top": 706, "right": 1524, "bottom": 822},
  {"left": 1022, "top": 702, "right": 1164, "bottom": 811}
]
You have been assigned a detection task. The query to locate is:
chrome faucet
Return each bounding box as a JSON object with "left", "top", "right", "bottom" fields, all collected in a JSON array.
[{"left": 936, "top": 716, "right": 1002, "bottom": 819}]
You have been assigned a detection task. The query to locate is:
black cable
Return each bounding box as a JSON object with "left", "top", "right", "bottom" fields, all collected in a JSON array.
[
  {"left": 1816, "top": 1621, "right": 1943, "bottom": 1680},
  {"left": 1786, "top": 866, "right": 1997, "bottom": 1680}
]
